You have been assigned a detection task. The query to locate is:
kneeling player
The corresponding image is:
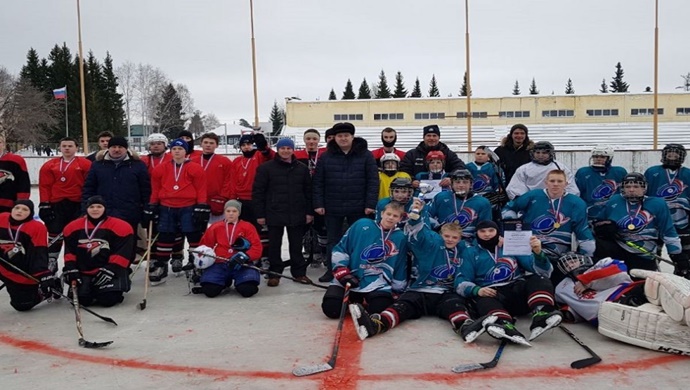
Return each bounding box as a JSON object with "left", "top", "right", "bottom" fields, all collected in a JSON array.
[
  {"left": 62, "top": 196, "right": 134, "bottom": 307},
  {"left": 0, "top": 200, "right": 61, "bottom": 311},
  {"left": 321, "top": 202, "right": 407, "bottom": 318},
  {"left": 194, "top": 200, "right": 262, "bottom": 298}
]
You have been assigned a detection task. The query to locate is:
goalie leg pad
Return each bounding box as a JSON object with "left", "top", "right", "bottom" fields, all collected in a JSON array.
[{"left": 632, "top": 269, "right": 690, "bottom": 325}]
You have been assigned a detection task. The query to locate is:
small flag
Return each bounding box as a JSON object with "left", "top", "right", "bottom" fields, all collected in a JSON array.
[{"left": 52, "top": 87, "right": 67, "bottom": 100}]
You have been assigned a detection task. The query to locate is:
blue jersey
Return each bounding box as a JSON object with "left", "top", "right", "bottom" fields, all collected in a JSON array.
[
  {"left": 575, "top": 165, "right": 627, "bottom": 221},
  {"left": 455, "top": 244, "right": 552, "bottom": 298},
  {"left": 404, "top": 215, "right": 466, "bottom": 294},
  {"left": 414, "top": 170, "right": 447, "bottom": 181},
  {"left": 466, "top": 162, "right": 502, "bottom": 196},
  {"left": 598, "top": 194, "right": 682, "bottom": 256},
  {"left": 331, "top": 218, "right": 408, "bottom": 293},
  {"left": 428, "top": 192, "right": 492, "bottom": 241},
  {"left": 502, "top": 189, "right": 595, "bottom": 257},
  {"left": 644, "top": 165, "right": 690, "bottom": 231}
]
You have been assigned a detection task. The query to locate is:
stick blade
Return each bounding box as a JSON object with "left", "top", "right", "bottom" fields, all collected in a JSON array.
[
  {"left": 451, "top": 363, "right": 485, "bottom": 373},
  {"left": 79, "top": 338, "right": 113, "bottom": 349},
  {"left": 292, "top": 363, "right": 333, "bottom": 377},
  {"left": 138, "top": 299, "right": 147, "bottom": 310},
  {"left": 570, "top": 356, "right": 601, "bottom": 369}
]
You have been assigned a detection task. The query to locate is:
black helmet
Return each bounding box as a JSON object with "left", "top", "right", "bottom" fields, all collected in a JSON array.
[
  {"left": 530, "top": 141, "right": 555, "bottom": 165},
  {"left": 389, "top": 177, "right": 413, "bottom": 204},
  {"left": 622, "top": 172, "right": 647, "bottom": 203},
  {"left": 448, "top": 169, "right": 474, "bottom": 198},
  {"left": 557, "top": 252, "right": 593, "bottom": 280},
  {"left": 661, "top": 143, "right": 686, "bottom": 169}
]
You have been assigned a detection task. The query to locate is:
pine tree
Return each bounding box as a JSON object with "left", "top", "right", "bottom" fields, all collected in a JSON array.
[
  {"left": 20, "top": 48, "right": 48, "bottom": 91},
  {"left": 45, "top": 43, "right": 78, "bottom": 141},
  {"left": 459, "top": 71, "right": 471, "bottom": 96},
  {"left": 428, "top": 74, "right": 440, "bottom": 97},
  {"left": 155, "top": 83, "right": 185, "bottom": 139},
  {"left": 392, "top": 71, "right": 407, "bottom": 98},
  {"left": 529, "top": 78, "right": 539, "bottom": 95},
  {"left": 85, "top": 51, "right": 106, "bottom": 138},
  {"left": 512, "top": 80, "right": 521, "bottom": 95},
  {"left": 328, "top": 88, "right": 337, "bottom": 100},
  {"left": 188, "top": 111, "right": 205, "bottom": 136},
  {"left": 600, "top": 78, "right": 608, "bottom": 93},
  {"left": 100, "top": 52, "right": 126, "bottom": 136},
  {"left": 357, "top": 78, "right": 372, "bottom": 99},
  {"left": 375, "top": 70, "right": 392, "bottom": 98},
  {"left": 410, "top": 77, "right": 422, "bottom": 98},
  {"left": 565, "top": 78, "right": 574, "bottom": 94},
  {"left": 342, "top": 79, "right": 355, "bottom": 100},
  {"left": 609, "top": 62, "right": 629, "bottom": 92},
  {"left": 268, "top": 100, "right": 284, "bottom": 136}
]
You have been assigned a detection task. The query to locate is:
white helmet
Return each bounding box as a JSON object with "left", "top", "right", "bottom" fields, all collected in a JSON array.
[
  {"left": 147, "top": 133, "right": 168, "bottom": 145},
  {"left": 380, "top": 153, "right": 401, "bottom": 174},
  {"left": 193, "top": 245, "right": 216, "bottom": 269},
  {"left": 590, "top": 144, "right": 614, "bottom": 169}
]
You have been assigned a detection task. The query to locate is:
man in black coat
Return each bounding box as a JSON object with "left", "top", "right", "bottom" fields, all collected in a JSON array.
[
  {"left": 400, "top": 124, "right": 465, "bottom": 188},
  {"left": 493, "top": 123, "right": 534, "bottom": 186},
  {"left": 253, "top": 138, "right": 313, "bottom": 286},
  {"left": 313, "top": 122, "right": 379, "bottom": 282}
]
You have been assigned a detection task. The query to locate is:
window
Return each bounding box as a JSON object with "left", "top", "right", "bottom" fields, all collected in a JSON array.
[
  {"left": 414, "top": 112, "right": 443, "bottom": 120},
  {"left": 677, "top": 107, "right": 690, "bottom": 115},
  {"left": 374, "top": 113, "right": 403, "bottom": 121},
  {"left": 631, "top": 108, "right": 663, "bottom": 116},
  {"left": 499, "top": 111, "right": 530, "bottom": 118},
  {"left": 456, "top": 112, "right": 487, "bottom": 118},
  {"left": 586, "top": 109, "right": 619, "bottom": 117},
  {"left": 333, "top": 113, "right": 363, "bottom": 121},
  {"left": 542, "top": 110, "right": 574, "bottom": 117}
]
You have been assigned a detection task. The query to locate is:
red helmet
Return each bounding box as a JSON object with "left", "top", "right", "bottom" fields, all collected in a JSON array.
[{"left": 425, "top": 151, "right": 445, "bottom": 162}]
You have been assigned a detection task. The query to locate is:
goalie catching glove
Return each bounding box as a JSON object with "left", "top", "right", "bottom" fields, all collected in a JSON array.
[{"left": 192, "top": 245, "right": 217, "bottom": 269}]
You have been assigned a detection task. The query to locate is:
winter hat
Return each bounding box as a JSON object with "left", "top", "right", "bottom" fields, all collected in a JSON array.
[
  {"left": 169, "top": 138, "right": 190, "bottom": 153},
  {"left": 423, "top": 124, "right": 441, "bottom": 136},
  {"left": 86, "top": 195, "right": 107, "bottom": 208},
  {"left": 510, "top": 124, "right": 528, "bottom": 135},
  {"left": 276, "top": 138, "right": 295, "bottom": 149},
  {"left": 239, "top": 134, "right": 254, "bottom": 145},
  {"left": 331, "top": 122, "right": 355, "bottom": 136},
  {"left": 476, "top": 220, "right": 500, "bottom": 250},
  {"left": 177, "top": 130, "right": 194, "bottom": 140},
  {"left": 108, "top": 136, "right": 129, "bottom": 149},
  {"left": 13, "top": 199, "right": 35, "bottom": 220},
  {"left": 224, "top": 199, "right": 242, "bottom": 214},
  {"left": 324, "top": 127, "right": 335, "bottom": 139},
  {"left": 476, "top": 220, "right": 499, "bottom": 231}
]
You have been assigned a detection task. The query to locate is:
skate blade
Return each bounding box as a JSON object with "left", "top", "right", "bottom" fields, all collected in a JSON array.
[
  {"left": 149, "top": 279, "right": 167, "bottom": 287},
  {"left": 348, "top": 304, "right": 370, "bottom": 341},
  {"left": 529, "top": 316, "right": 563, "bottom": 341},
  {"left": 292, "top": 363, "right": 333, "bottom": 376},
  {"left": 486, "top": 326, "right": 531, "bottom": 347}
]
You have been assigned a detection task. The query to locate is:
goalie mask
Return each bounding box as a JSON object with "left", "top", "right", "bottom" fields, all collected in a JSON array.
[
  {"left": 530, "top": 141, "right": 555, "bottom": 165},
  {"left": 621, "top": 172, "right": 647, "bottom": 203},
  {"left": 661, "top": 143, "right": 686, "bottom": 170},
  {"left": 389, "top": 177, "right": 413, "bottom": 204},
  {"left": 380, "top": 153, "right": 401, "bottom": 175},
  {"left": 448, "top": 169, "right": 474, "bottom": 198},
  {"left": 557, "top": 252, "right": 593, "bottom": 280},
  {"left": 425, "top": 150, "right": 445, "bottom": 173},
  {"left": 589, "top": 144, "right": 614, "bottom": 171},
  {"left": 193, "top": 245, "right": 216, "bottom": 269}
]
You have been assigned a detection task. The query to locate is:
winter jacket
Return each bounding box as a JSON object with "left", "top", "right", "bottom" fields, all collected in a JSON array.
[
  {"left": 493, "top": 137, "right": 534, "bottom": 186},
  {"left": 400, "top": 141, "right": 465, "bottom": 178},
  {"left": 253, "top": 155, "right": 313, "bottom": 227},
  {"left": 81, "top": 150, "right": 151, "bottom": 227},
  {"left": 313, "top": 138, "right": 379, "bottom": 216}
]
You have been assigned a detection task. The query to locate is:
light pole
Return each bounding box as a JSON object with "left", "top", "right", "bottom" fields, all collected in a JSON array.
[
  {"left": 76, "top": 0, "right": 89, "bottom": 153},
  {"left": 223, "top": 123, "right": 228, "bottom": 153},
  {"left": 652, "top": 0, "right": 659, "bottom": 150},
  {"left": 464, "top": 0, "right": 472, "bottom": 152},
  {"left": 249, "top": 0, "right": 260, "bottom": 129}
]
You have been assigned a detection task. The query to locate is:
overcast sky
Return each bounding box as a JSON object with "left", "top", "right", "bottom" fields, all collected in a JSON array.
[{"left": 1, "top": 0, "right": 688, "bottom": 126}]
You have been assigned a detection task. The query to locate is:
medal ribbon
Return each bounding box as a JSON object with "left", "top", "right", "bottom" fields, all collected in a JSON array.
[
  {"left": 59, "top": 158, "right": 75, "bottom": 177},
  {"left": 547, "top": 190, "right": 563, "bottom": 223},
  {"left": 625, "top": 201, "right": 642, "bottom": 225},
  {"left": 173, "top": 161, "right": 184, "bottom": 187},
  {"left": 84, "top": 218, "right": 104, "bottom": 242},
  {"left": 225, "top": 221, "right": 238, "bottom": 251},
  {"left": 200, "top": 154, "right": 215, "bottom": 171},
  {"left": 377, "top": 222, "right": 394, "bottom": 261},
  {"left": 7, "top": 223, "right": 24, "bottom": 245}
]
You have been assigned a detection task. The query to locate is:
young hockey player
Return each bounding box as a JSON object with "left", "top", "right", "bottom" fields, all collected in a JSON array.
[
  {"left": 321, "top": 202, "right": 408, "bottom": 319},
  {"left": 38, "top": 137, "right": 92, "bottom": 273},
  {"left": 507, "top": 141, "right": 579, "bottom": 199},
  {"left": 141, "top": 133, "right": 171, "bottom": 174},
  {"left": 376, "top": 177, "right": 414, "bottom": 225},
  {"left": 62, "top": 196, "right": 134, "bottom": 307},
  {"left": 193, "top": 200, "right": 263, "bottom": 298},
  {"left": 575, "top": 145, "right": 627, "bottom": 221},
  {"left": 378, "top": 153, "right": 411, "bottom": 200},
  {"left": 428, "top": 169, "right": 492, "bottom": 241},
  {"left": 191, "top": 133, "right": 233, "bottom": 225},
  {"left": 413, "top": 150, "right": 448, "bottom": 201},
  {"left": 0, "top": 200, "right": 61, "bottom": 311},
  {"left": 86, "top": 131, "right": 113, "bottom": 162},
  {"left": 455, "top": 220, "right": 561, "bottom": 345},
  {"left": 0, "top": 135, "right": 31, "bottom": 213},
  {"left": 466, "top": 146, "right": 507, "bottom": 222},
  {"left": 371, "top": 127, "right": 406, "bottom": 163}
]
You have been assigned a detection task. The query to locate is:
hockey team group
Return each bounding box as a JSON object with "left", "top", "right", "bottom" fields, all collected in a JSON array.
[{"left": 0, "top": 121, "right": 688, "bottom": 361}]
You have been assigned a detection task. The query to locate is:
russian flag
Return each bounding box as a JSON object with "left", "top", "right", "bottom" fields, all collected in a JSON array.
[{"left": 52, "top": 87, "right": 67, "bottom": 100}]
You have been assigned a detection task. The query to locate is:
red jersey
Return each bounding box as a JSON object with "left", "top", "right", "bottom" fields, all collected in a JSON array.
[
  {"left": 229, "top": 149, "right": 275, "bottom": 200},
  {"left": 199, "top": 219, "right": 262, "bottom": 264},
  {"left": 191, "top": 153, "right": 233, "bottom": 214},
  {"left": 141, "top": 153, "right": 172, "bottom": 176},
  {"left": 0, "top": 152, "right": 30, "bottom": 210},
  {"left": 38, "top": 156, "right": 92, "bottom": 202},
  {"left": 0, "top": 213, "right": 49, "bottom": 285},
  {"left": 371, "top": 147, "right": 406, "bottom": 163},
  {"left": 294, "top": 148, "right": 326, "bottom": 176},
  {"left": 150, "top": 159, "right": 207, "bottom": 208},
  {"left": 63, "top": 215, "right": 135, "bottom": 274}
]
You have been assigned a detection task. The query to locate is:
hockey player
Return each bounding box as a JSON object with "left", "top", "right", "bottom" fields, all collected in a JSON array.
[
  {"left": 506, "top": 141, "right": 579, "bottom": 199},
  {"left": 0, "top": 135, "right": 30, "bottom": 213},
  {"left": 466, "top": 146, "right": 507, "bottom": 222},
  {"left": 376, "top": 177, "right": 414, "bottom": 225},
  {"left": 575, "top": 145, "right": 627, "bottom": 221},
  {"left": 86, "top": 131, "right": 113, "bottom": 162},
  {"left": 141, "top": 133, "right": 171, "bottom": 174},
  {"left": 378, "top": 153, "right": 411, "bottom": 200},
  {"left": 177, "top": 130, "right": 202, "bottom": 159},
  {"left": 502, "top": 169, "right": 594, "bottom": 285},
  {"left": 593, "top": 172, "right": 685, "bottom": 275},
  {"left": 62, "top": 196, "right": 134, "bottom": 307},
  {"left": 428, "top": 169, "right": 492, "bottom": 241},
  {"left": 294, "top": 129, "right": 326, "bottom": 177},
  {"left": 191, "top": 133, "right": 232, "bottom": 225},
  {"left": 644, "top": 144, "right": 690, "bottom": 278},
  {"left": 146, "top": 139, "right": 209, "bottom": 282},
  {"left": 350, "top": 199, "right": 480, "bottom": 341},
  {"left": 194, "top": 200, "right": 263, "bottom": 298},
  {"left": 413, "top": 151, "right": 449, "bottom": 201},
  {"left": 322, "top": 202, "right": 408, "bottom": 319},
  {"left": 455, "top": 220, "right": 561, "bottom": 345},
  {"left": 38, "top": 137, "right": 92, "bottom": 273},
  {"left": 370, "top": 127, "right": 406, "bottom": 163},
  {"left": 0, "top": 200, "right": 61, "bottom": 311}
]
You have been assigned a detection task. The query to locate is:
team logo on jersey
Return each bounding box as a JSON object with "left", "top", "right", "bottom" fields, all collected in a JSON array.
[
  {"left": 592, "top": 179, "right": 618, "bottom": 201},
  {"left": 484, "top": 257, "right": 518, "bottom": 284},
  {"left": 77, "top": 239, "right": 110, "bottom": 257},
  {"left": 360, "top": 240, "right": 399, "bottom": 264},
  {"left": 444, "top": 207, "right": 478, "bottom": 228},
  {"left": 0, "top": 239, "right": 24, "bottom": 259},
  {"left": 655, "top": 178, "right": 687, "bottom": 201},
  {"left": 617, "top": 210, "right": 654, "bottom": 233},
  {"left": 531, "top": 213, "right": 571, "bottom": 234},
  {"left": 0, "top": 170, "right": 15, "bottom": 185},
  {"left": 430, "top": 264, "right": 455, "bottom": 287},
  {"left": 472, "top": 174, "right": 491, "bottom": 192}
]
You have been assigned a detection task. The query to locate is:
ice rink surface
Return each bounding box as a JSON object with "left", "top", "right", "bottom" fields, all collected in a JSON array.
[{"left": 0, "top": 188, "right": 688, "bottom": 389}]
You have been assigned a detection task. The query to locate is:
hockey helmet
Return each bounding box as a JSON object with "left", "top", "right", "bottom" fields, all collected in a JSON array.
[
  {"left": 556, "top": 252, "right": 593, "bottom": 280},
  {"left": 661, "top": 143, "right": 686, "bottom": 169},
  {"left": 380, "top": 153, "right": 401, "bottom": 174},
  {"left": 389, "top": 177, "right": 413, "bottom": 204},
  {"left": 192, "top": 245, "right": 216, "bottom": 269},
  {"left": 590, "top": 144, "right": 614, "bottom": 169},
  {"left": 448, "top": 169, "right": 474, "bottom": 197},
  {"left": 232, "top": 237, "right": 251, "bottom": 251},
  {"left": 530, "top": 141, "right": 555, "bottom": 165},
  {"left": 621, "top": 172, "right": 647, "bottom": 203},
  {"left": 425, "top": 150, "right": 445, "bottom": 173},
  {"left": 147, "top": 133, "right": 168, "bottom": 145}
]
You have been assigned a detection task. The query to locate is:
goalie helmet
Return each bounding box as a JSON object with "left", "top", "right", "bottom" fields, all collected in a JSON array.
[
  {"left": 589, "top": 144, "right": 614, "bottom": 170},
  {"left": 621, "top": 172, "right": 647, "bottom": 203},
  {"left": 192, "top": 245, "right": 216, "bottom": 269},
  {"left": 448, "top": 169, "right": 474, "bottom": 198},
  {"left": 661, "top": 143, "right": 686, "bottom": 169},
  {"left": 147, "top": 133, "right": 168, "bottom": 145},
  {"left": 380, "top": 153, "right": 401, "bottom": 174},
  {"left": 556, "top": 252, "right": 593, "bottom": 280},
  {"left": 530, "top": 141, "right": 555, "bottom": 165}
]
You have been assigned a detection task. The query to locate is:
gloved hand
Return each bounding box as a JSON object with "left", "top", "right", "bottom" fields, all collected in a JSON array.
[
  {"left": 209, "top": 195, "right": 228, "bottom": 216},
  {"left": 192, "top": 204, "right": 211, "bottom": 231},
  {"left": 39, "top": 275, "right": 58, "bottom": 298},
  {"left": 253, "top": 133, "right": 268, "bottom": 150},
  {"left": 38, "top": 202, "right": 55, "bottom": 223},
  {"left": 333, "top": 267, "right": 359, "bottom": 288},
  {"left": 483, "top": 191, "right": 509, "bottom": 206},
  {"left": 62, "top": 268, "right": 81, "bottom": 285},
  {"left": 93, "top": 265, "right": 117, "bottom": 286},
  {"left": 593, "top": 220, "right": 618, "bottom": 240},
  {"left": 670, "top": 253, "right": 690, "bottom": 279},
  {"left": 142, "top": 203, "right": 160, "bottom": 227},
  {"left": 229, "top": 251, "right": 251, "bottom": 271}
]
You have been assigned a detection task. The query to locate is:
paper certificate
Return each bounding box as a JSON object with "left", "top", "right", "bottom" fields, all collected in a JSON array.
[
  {"left": 419, "top": 179, "right": 443, "bottom": 200},
  {"left": 502, "top": 229, "right": 533, "bottom": 256}
]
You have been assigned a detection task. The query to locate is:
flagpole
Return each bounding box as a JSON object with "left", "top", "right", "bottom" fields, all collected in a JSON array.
[
  {"left": 65, "top": 87, "right": 69, "bottom": 137},
  {"left": 249, "top": 0, "right": 260, "bottom": 129},
  {"left": 76, "top": 0, "right": 89, "bottom": 153}
]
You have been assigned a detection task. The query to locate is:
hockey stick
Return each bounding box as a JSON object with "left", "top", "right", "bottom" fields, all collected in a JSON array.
[
  {"left": 293, "top": 283, "right": 351, "bottom": 376},
  {"left": 559, "top": 325, "right": 601, "bottom": 369},
  {"left": 0, "top": 255, "right": 117, "bottom": 326},
  {"left": 129, "top": 232, "right": 160, "bottom": 279},
  {"left": 452, "top": 339, "right": 507, "bottom": 373},
  {"left": 138, "top": 221, "right": 154, "bottom": 310},
  {"left": 624, "top": 241, "right": 674, "bottom": 266},
  {"left": 188, "top": 249, "right": 328, "bottom": 289},
  {"left": 70, "top": 281, "right": 113, "bottom": 348}
]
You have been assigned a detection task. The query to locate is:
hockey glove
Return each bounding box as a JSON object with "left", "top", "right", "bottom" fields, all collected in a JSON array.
[
  {"left": 229, "top": 251, "right": 251, "bottom": 271},
  {"left": 593, "top": 220, "right": 618, "bottom": 240},
  {"left": 38, "top": 275, "right": 58, "bottom": 298},
  {"left": 62, "top": 268, "right": 81, "bottom": 285},
  {"left": 192, "top": 204, "right": 212, "bottom": 231},
  {"left": 38, "top": 202, "right": 56, "bottom": 223},
  {"left": 93, "top": 266, "right": 117, "bottom": 287},
  {"left": 670, "top": 253, "right": 690, "bottom": 279},
  {"left": 142, "top": 203, "right": 160, "bottom": 227},
  {"left": 483, "top": 191, "right": 509, "bottom": 207},
  {"left": 209, "top": 195, "right": 228, "bottom": 215},
  {"left": 253, "top": 133, "right": 268, "bottom": 150},
  {"left": 333, "top": 267, "right": 359, "bottom": 288}
]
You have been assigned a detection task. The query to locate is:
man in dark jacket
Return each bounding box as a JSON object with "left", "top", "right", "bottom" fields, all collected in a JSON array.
[
  {"left": 313, "top": 122, "right": 379, "bottom": 282},
  {"left": 400, "top": 124, "right": 465, "bottom": 188},
  {"left": 253, "top": 138, "right": 313, "bottom": 286},
  {"left": 493, "top": 124, "right": 534, "bottom": 186}
]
